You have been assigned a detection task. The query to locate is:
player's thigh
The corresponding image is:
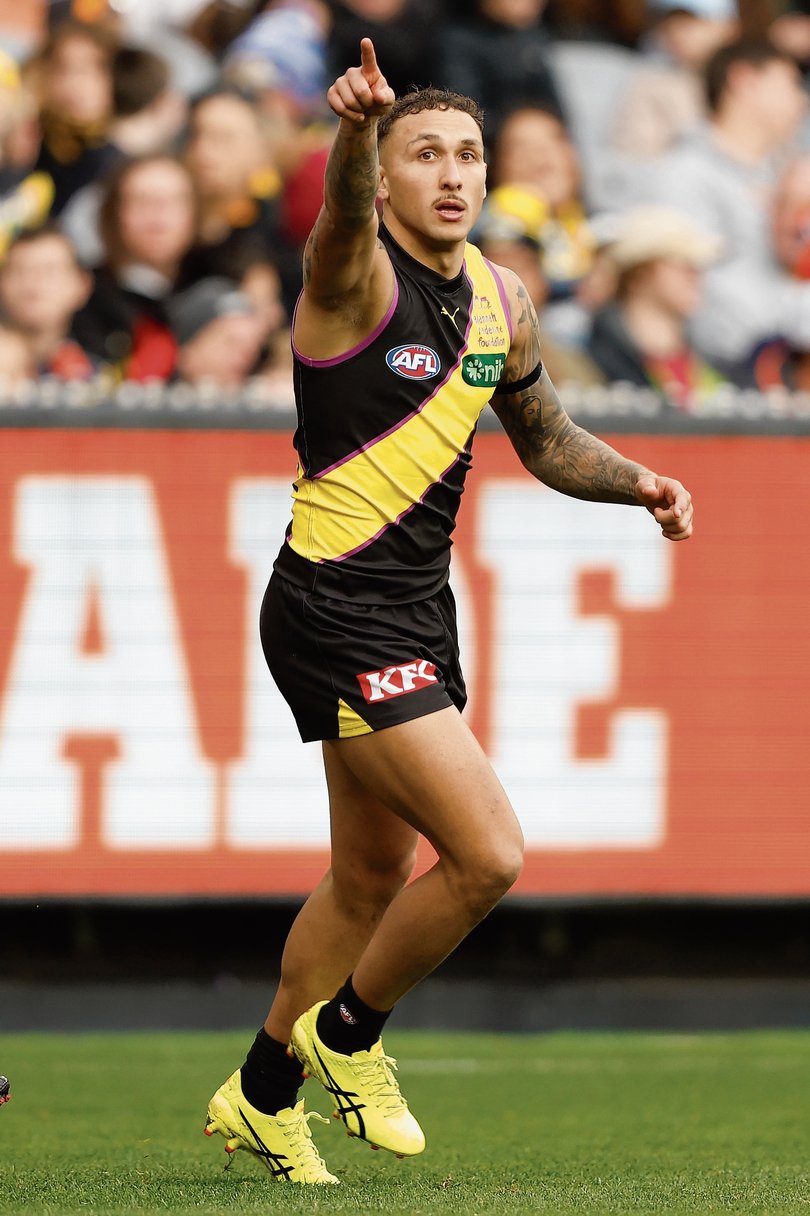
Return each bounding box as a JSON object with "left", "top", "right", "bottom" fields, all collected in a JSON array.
[
  {"left": 323, "top": 740, "right": 418, "bottom": 898},
  {"left": 332, "top": 706, "right": 523, "bottom": 873}
]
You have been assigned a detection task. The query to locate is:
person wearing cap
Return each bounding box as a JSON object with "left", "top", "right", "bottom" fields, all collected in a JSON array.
[
  {"left": 169, "top": 275, "right": 268, "bottom": 388},
  {"left": 586, "top": 205, "right": 726, "bottom": 408}
]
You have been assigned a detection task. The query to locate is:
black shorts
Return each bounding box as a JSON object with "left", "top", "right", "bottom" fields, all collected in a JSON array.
[{"left": 259, "top": 573, "right": 467, "bottom": 742}]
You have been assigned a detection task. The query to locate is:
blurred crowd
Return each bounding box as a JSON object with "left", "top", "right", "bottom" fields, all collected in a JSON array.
[{"left": 0, "top": 0, "right": 809, "bottom": 409}]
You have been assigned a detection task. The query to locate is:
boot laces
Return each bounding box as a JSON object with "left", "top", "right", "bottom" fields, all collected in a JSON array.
[
  {"left": 356, "top": 1051, "right": 407, "bottom": 1116},
  {"left": 281, "top": 1107, "right": 331, "bottom": 1168}
]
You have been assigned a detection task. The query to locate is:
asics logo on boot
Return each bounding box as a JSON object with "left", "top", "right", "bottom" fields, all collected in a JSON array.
[
  {"left": 238, "top": 1107, "right": 295, "bottom": 1180},
  {"left": 313, "top": 1045, "right": 367, "bottom": 1141}
]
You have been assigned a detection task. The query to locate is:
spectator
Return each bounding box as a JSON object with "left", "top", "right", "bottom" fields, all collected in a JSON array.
[
  {"left": 182, "top": 86, "right": 298, "bottom": 313},
  {"left": 60, "top": 45, "right": 190, "bottom": 265},
  {"left": 439, "top": 0, "right": 564, "bottom": 134},
  {"left": 221, "top": 0, "right": 331, "bottom": 123},
  {"left": 769, "top": 3, "right": 810, "bottom": 77},
  {"left": 48, "top": 0, "right": 221, "bottom": 96},
  {"left": 544, "top": 0, "right": 646, "bottom": 46},
  {"left": 586, "top": 205, "right": 726, "bottom": 408},
  {"left": 168, "top": 275, "right": 268, "bottom": 388},
  {"left": 0, "top": 53, "right": 54, "bottom": 253},
  {"left": 0, "top": 225, "right": 94, "bottom": 377},
  {"left": 32, "top": 19, "right": 121, "bottom": 217},
  {"left": 746, "top": 153, "right": 810, "bottom": 390},
  {"left": 109, "top": 47, "right": 188, "bottom": 159},
  {"left": 187, "top": 0, "right": 267, "bottom": 55},
  {"left": 481, "top": 106, "right": 593, "bottom": 294},
  {"left": 640, "top": 38, "right": 809, "bottom": 368},
  {"left": 477, "top": 104, "right": 594, "bottom": 348},
  {"left": 772, "top": 152, "right": 810, "bottom": 281},
  {"left": 611, "top": 0, "right": 740, "bottom": 162},
  {"left": 327, "top": 1, "right": 441, "bottom": 98},
  {"left": 72, "top": 154, "right": 198, "bottom": 379},
  {"left": 0, "top": 51, "right": 41, "bottom": 194}
]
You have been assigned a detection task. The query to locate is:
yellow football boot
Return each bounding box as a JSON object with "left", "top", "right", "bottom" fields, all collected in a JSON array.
[
  {"left": 289, "top": 1000, "right": 425, "bottom": 1157},
  {"left": 204, "top": 1069, "right": 338, "bottom": 1184}
]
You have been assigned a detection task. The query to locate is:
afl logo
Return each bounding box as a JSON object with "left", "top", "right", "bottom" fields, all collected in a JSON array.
[{"left": 386, "top": 344, "right": 441, "bottom": 380}]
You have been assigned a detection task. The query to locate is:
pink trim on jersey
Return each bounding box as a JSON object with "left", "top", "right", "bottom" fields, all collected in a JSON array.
[
  {"left": 311, "top": 278, "right": 475, "bottom": 480},
  {"left": 292, "top": 280, "right": 400, "bottom": 368},
  {"left": 483, "top": 258, "right": 513, "bottom": 342}
]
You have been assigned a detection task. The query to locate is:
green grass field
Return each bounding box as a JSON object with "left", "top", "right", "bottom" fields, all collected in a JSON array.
[{"left": 0, "top": 1029, "right": 808, "bottom": 1215}]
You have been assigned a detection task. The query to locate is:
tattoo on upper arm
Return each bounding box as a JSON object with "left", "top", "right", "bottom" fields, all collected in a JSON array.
[
  {"left": 505, "top": 282, "right": 542, "bottom": 383},
  {"left": 302, "top": 224, "right": 320, "bottom": 286}
]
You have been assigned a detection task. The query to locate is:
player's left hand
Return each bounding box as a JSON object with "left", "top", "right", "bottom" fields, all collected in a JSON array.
[{"left": 635, "top": 473, "right": 693, "bottom": 541}]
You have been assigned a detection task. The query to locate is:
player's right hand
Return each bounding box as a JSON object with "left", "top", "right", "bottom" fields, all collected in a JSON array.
[{"left": 327, "top": 38, "right": 395, "bottom": 124}]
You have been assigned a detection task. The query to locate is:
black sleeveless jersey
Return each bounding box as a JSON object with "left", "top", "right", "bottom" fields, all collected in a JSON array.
[{"left": 273, "top": 224, "right": 512, "bottom": 603}]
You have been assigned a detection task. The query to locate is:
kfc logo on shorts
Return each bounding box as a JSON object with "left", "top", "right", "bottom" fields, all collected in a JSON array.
[
  {"left": 357, "top": 660, "right": 439, "bottom": 703},
  {"left": 385, "top": 344, "right": 441, "bottom": 380}
]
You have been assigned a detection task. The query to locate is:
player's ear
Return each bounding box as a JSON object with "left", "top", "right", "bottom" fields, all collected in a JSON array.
[{"left": 378, "top": 166, "right": 389, "bottom": 202}]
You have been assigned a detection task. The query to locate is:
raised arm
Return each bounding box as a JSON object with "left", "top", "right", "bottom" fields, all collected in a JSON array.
[
  {"left": 300, "top": 39, "right": 394, "bottom": 310},
  {"left": 489, "top": 270, "right": 694, "bottom": 541}
]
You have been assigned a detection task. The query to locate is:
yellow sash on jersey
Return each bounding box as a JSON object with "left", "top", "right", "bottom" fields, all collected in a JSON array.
[{"left": 289, "top": 243, "right": 510, "bottom": 564}]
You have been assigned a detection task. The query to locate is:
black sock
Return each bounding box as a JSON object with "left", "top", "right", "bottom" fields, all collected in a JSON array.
[
  {"left": 316, "top": 976, "right": 392, "bottom": 1055},
  {"left": 239, "top": 1028, "right": 305, "bottom": 1116}
]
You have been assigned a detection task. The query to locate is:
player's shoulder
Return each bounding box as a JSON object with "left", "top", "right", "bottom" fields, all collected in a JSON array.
[
  {"left": 481, "top": 261, "right": 535, "bottom": 342},
  {"left": 484, "top": 261, "right": 522, "bottom": 299}
]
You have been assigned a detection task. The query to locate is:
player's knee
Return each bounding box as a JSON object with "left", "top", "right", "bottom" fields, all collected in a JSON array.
[
  {"left": 482, "top": 842, "right": 523, "bottom": 902},
  {"left": 333, "top": 846, "right": 416, "bottom": 916},
  {"left": 451, "top": 837, "right": 523, "bottom": 914}
]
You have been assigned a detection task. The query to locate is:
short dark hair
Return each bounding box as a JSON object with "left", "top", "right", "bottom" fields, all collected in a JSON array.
[
  {"left": 377, "top": 87, "right": 484, "bottom": 145},
  {"left": 704, "top": 38, "right": 798, "bottom": 113},
  {"left": 113, "top": 47, "right": 170, "bottom": 118},
  {"left": 4, "top": 223, "right": 81, "bottom": 267}
]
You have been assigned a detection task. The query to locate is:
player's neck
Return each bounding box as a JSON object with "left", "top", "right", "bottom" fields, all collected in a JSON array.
[{"left": 382, "top": 212, "right": 466, "bottom": 279}]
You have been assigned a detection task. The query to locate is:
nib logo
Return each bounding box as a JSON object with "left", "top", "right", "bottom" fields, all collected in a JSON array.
[
  {"left": 357, "top": 660, "right": 438, "bottom": 704},
  {"left": 339, "top": 1003, "right": 357, "bottom": 1025}
]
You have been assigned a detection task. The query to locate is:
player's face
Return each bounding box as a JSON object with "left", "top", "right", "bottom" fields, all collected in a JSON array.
[{"left": 378, "top": 109, "right": 487, "bottom": 249}]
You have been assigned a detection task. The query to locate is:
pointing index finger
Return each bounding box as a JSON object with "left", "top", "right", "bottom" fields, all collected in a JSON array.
[{"left": 360, "top": 37, "right": 380, "bottom": 83}]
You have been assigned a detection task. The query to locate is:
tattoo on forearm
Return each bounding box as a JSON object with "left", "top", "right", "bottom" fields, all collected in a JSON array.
[
  {"left": 493, "top": 374, "right": 645, "bottom": 504},
  {"left": 324, "top": 120, "right": 380, "bottom": 230}
]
